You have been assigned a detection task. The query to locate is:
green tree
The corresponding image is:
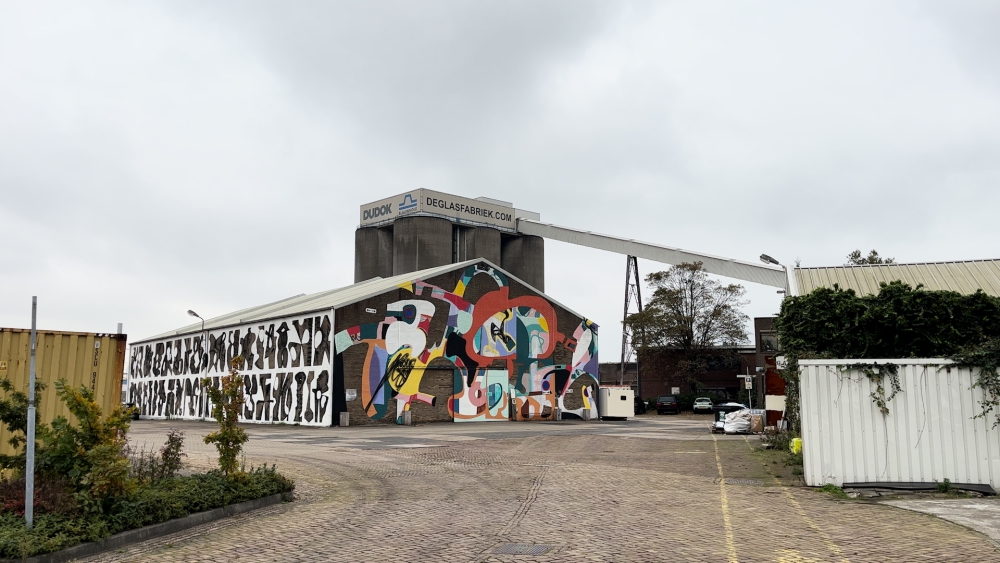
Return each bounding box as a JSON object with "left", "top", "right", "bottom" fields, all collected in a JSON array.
[
  {"left": 625, "top": 262, "right": 750, "bottom": 392},
  {"left": 625, "top": 262, "right": 749, "bottom": 351},
  {"left": 202, "top": 357, "right": 249, "bottom": 477},
  {"left": 846, "top": 249, "right": 894, "bottom": 265}
]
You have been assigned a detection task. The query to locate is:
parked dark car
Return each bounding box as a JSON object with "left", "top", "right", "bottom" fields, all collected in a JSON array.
[
  {"left": 634, "top": 396, "right": 647, "bottom": 415},
  {"left": 656, "top": 395, "right": 680, "bottom": 415}
]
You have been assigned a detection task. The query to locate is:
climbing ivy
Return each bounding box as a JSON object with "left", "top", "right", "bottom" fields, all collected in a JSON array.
[
  {"left": 777, "top": 282, "right": 1000, "bottom": 359},
  {"left": 775, "top": 282, "right": 1000, "bottom": 429},
  {"left": 837, "top": 362, "right": 900, "bottom": 417},
  {"left": 950, "top": 339, "right": 1000, "bottom": 428}
]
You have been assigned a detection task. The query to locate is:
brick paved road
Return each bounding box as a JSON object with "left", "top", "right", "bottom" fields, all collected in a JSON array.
[{"left": 79, "top": 416, "right": 1000, "bottom": 562}]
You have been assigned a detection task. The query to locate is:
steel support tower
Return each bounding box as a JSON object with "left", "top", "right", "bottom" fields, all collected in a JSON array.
[{"left": 619, "top": 255, "right": 643, "bottom": 399}]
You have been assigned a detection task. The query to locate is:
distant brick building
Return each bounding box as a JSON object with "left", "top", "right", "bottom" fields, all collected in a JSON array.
[
  {"left": 633, "top": 346, "right": 755, "bottom": 400},
  {"left": 598, "top": 317, "right": 783, "bottom": 407}
]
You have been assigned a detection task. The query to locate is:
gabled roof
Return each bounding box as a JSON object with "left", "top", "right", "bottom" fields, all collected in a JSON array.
[
  {"left": 794, "top": 259, "right": 1000, "bottom": 297},
  {"left": 135, "top": 258, "right": 583, "bottom": 344}
]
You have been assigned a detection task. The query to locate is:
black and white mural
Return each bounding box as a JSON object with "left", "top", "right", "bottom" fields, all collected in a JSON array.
[{"left": 128, "top": 312, "right": 334, "bottom": 426}]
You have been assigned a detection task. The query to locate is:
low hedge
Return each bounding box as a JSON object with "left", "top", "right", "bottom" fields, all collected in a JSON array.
[{"left": 0, "top": 466, "right": 294, "bottom": 559}]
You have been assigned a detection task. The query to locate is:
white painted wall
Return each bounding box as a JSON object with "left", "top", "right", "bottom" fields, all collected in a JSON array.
[{"left": 800, "top": 359, "right": 1000, "bottom": 489}]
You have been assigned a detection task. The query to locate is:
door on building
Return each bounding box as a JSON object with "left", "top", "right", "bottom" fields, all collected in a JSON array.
[{"left": 450, "top": 369, "right": 510, "bottom": 422}]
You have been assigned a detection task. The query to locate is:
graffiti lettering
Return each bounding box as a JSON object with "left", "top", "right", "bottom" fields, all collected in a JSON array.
[
  {"left": 386, "top": 353, "right": 416, "bottom": 392},
  {"left": 129, "top": 313, "right": 334, "bottom": 426}
]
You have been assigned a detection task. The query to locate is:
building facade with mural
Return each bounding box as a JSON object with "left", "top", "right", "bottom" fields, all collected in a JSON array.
[{"left": 128, "top": 259, "right": 599, "bottom": 426}]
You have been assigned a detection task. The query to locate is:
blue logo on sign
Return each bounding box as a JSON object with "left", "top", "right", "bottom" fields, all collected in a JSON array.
[{"left": 399, "top": 193, "right": 418, "bottom": 211}]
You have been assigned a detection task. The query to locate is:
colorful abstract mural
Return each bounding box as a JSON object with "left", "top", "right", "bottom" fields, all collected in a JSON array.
[
  {"left": 335, "top": 263, "right": 599, "bottom": 423},
  {"left": 452, "top": 369, "right": 509, "bottom": 422}
]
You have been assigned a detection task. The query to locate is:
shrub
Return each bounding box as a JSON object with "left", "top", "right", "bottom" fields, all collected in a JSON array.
[
  {"left": 202, "top": 358, "right": 249, "bottom": 477},
  {"left": 105, "top": 464, "right": 293, "bottom": 534},
  {"left": 776, "top": 282, "right": 1000, "bottom": 360},
  {"left": 0, "top": 378, "right": 48, "bottom": 473},
  {"left": 0, "top": 511, "right": 108, "bottom": 559},
  {"left": 36, "top": 381, "right": 137, "bottom": 512},
  {"left": 160, "top": 429, "right": 186, "bottom": 477},
  {"left": 0, "top": 465, "right": 294, "bottom": 559},
  {"left": 0, "top": 476, "right": 76, "bottom": 517},
  {"left": 128, "top": 429, "right": 187, "bottom": 484}
]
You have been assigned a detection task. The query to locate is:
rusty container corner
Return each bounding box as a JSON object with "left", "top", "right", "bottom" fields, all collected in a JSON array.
[{"left": 0, "top": 328, "right": 128, "bottom": 459}]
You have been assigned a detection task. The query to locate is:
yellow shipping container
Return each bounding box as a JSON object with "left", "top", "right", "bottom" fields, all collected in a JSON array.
[{"left": 0, "top": 328, "right": 127, "bottom": 459}]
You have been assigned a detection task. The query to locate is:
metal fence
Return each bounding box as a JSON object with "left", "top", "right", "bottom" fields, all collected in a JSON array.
[{"left": 800, "top": 359, "right": 1000, "bottom": 490}]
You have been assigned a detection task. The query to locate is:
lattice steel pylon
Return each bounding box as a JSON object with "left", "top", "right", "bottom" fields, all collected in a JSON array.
[{"left": 620, "top": 255, "right": 643, "bottom": 400}]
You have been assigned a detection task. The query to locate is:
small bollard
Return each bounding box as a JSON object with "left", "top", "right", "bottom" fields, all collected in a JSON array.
[
  {"left": 582, "top": 409, "right": 591, "bottom": 421},
  {"left": 339, "top": 412, "right": 350, "bottom": 427},
  {"left": 401, "top": 410, "right": 413, "bottom": 426},
  {"left": 553, "top": 408, "right": 562, "bottom": 421}
]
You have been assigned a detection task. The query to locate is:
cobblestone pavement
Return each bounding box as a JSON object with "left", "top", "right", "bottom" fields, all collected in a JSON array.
[{"left": 79, "top": 416, "right": 1000, "bottom": 562}]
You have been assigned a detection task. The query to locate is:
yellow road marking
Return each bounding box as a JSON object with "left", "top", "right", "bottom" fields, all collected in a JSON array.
[
  {"left": 744, "top": 437, "right": 850, "bottom": 563},
  {"left": 712, "top": 433, "right": 739, "bottom": 563}
]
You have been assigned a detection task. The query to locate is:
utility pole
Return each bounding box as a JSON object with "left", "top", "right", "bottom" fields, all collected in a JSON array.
[{"left": 25, "top": 296, "right": 37, "bottom": 529}]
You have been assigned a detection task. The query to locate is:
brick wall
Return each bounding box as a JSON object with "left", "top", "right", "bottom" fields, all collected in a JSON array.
[{"left": 333, "top": 261, "right": 594, "bottom": 426}]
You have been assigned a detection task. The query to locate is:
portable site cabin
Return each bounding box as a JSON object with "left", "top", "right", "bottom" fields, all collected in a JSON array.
[{"left": 128, "top": 259, "right": 599, "bottom": 426}]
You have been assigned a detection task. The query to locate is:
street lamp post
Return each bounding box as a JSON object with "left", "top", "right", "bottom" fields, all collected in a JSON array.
[
  {"left": 187, "top": 310, "right": 206, "bottom": 372},
  {"left": 759, "top": 254, "right": 790, "bottom": 296}
]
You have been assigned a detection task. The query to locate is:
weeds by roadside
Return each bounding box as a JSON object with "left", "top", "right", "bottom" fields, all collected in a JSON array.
[{"left": 818, "top": 484, "right": 849, "bottom": 499}]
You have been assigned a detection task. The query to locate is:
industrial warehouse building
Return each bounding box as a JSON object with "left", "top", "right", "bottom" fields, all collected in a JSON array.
[{"left": 128, "top": 259, "right": 599, "bottom": 426}]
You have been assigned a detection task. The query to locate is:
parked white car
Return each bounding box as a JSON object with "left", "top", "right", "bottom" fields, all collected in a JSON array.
[{"left": 693, "top": 397, "right": 713, "bottom": 413}]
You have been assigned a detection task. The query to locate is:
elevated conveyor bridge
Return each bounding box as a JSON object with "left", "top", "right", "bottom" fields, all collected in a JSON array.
[{"left": 516, "top": 218, "right": 793, "bottom": 293}]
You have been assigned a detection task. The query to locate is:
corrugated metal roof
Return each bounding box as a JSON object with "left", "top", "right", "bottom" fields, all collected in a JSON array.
[
  {"left": 136, "top": 258, "right": 579, "bottom": 344},
  {"left": 794, "top": 259, "right": 1000, "bottom": 297}
]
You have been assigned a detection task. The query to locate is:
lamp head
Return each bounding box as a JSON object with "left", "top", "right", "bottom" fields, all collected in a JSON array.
[
  {"left": 759, "top": 254, "right": 780, "bottom": 265},
  {"left": 187, "top": 310, "right": 200, "bottom": 318}
]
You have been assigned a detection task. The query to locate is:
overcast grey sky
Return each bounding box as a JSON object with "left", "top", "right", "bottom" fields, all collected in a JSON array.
[{"left": 2, "top": 1, "right": 998, "bottom": 358}]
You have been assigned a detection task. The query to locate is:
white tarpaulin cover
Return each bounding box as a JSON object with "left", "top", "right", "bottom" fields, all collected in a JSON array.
[{"left": 724, "top": 409, "right": 751, "bottom": 434}]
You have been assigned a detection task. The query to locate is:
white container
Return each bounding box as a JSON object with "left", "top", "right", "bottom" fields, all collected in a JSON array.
[
  {"left": 599, "top": 387, "right": 634, "bottom": 419},
  {"left": 799, "top": 359, "right": 1000, "bottom": 490}
]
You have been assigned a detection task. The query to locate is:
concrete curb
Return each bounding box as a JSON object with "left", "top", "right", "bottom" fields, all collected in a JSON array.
[{"left": 3, "top": 492, "right": 288, "bottom": 563}]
